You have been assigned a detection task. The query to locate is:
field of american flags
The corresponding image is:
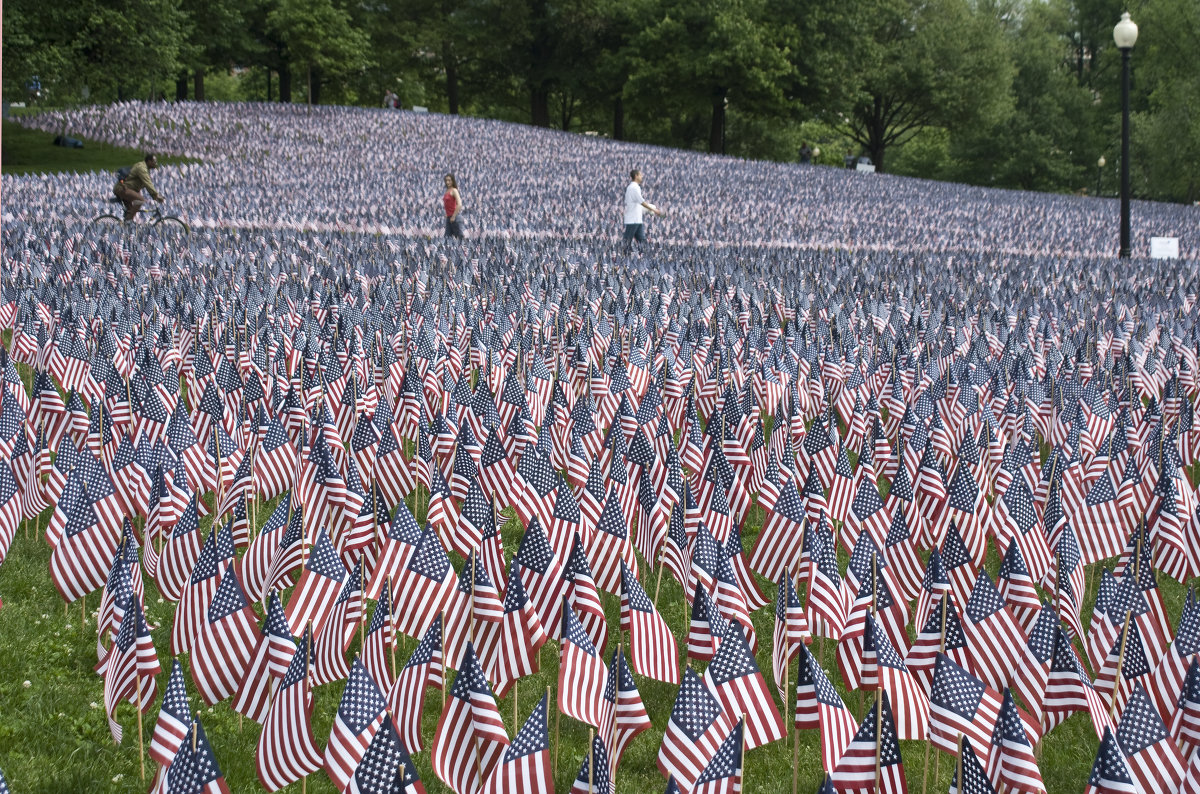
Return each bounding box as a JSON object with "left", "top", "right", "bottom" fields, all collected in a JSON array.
[
  {"left": 1, "top": 451, "right": 1188, "bottom": 793},
  {"left": 1, "top": 100, "right": 1200, "bottom": 794}
]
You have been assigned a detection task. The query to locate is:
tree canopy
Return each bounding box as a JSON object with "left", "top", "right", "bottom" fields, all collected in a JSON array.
[{"left": 3, "top": 0, "right": 1196, "bottom": 202}]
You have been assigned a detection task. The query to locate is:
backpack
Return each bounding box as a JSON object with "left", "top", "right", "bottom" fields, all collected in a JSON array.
[{"left": 115, "top": 165, "right": 132, "bottom": 182}]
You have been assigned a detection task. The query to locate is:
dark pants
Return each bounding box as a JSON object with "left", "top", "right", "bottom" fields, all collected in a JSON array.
[
  {"left": 114, "top": 185, "right": 143, "bottom": 221},
  {"left": 445, "top": 218, "right": 463, "bottom": 239},
  {"left": 623, "top": 223, "right": 646, "bottom": 246}
]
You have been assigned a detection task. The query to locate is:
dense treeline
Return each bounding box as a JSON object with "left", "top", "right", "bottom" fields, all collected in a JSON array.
[{"left": 4, "top": 0, "right": 1197, "bottom": 202}]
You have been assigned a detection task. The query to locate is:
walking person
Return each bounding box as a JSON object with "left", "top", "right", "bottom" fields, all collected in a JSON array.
[
  {"left": 623, "top": 169, "right": 663, "bottom": 249},
  {"left": 443, "top": 173, "right": 464, "bottom": 239}
]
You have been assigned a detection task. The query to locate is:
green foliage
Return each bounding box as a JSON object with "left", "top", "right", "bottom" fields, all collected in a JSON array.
[{"left": 0, "top": 119, "right": 199, "bottom": 176}]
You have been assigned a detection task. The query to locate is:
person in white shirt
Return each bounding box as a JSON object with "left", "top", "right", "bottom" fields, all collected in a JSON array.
[{"left": 623, "top": 169, "right": 664, "bottom": 247}]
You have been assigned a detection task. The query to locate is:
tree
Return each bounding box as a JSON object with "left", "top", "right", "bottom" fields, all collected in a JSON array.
[
  {"left": 267, "top": 0, "right": 371, "bottom": 104},
  {"left": 627, "top": 0, "right": 792, "bottom": 152},
  {"left": 833, "top": 0, "right": 1014, "bottom": 172}
]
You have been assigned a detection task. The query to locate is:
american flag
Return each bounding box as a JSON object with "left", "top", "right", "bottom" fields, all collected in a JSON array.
[
  {"left": 1010, "top": 603, "right": 1058, "bottom": 730},
  {"left": 101, "top": 599, "right": 160, "bottom": 744},
  {"left": 561, "top": 532, "right": 608, "bottom": 653},
  {"left": 588, "top": 488, "right": 638, "bottom": 594},
  {"left": 599, "top": 646, "right": 652, "bottom": 781},
  {"left": 1084, "top": 727, "right": 1138, "bottom": 794},
  {"left": 480, "top": 692, "right": 553, "bottom": 794},
  {"left": 156, "top": 494, "right": 202, "bottom": 602},
  {"left": 312, "top": 559, "right": 365, "bottom": 686},
  {"left": 996, "top": 541, "right": 1043, "bottom": 633},
  {"left": 982, "top": 688, "right": 1043, "bottom": 794},
  {"left": 150, "top": 659, "right": 193, "bottom": 767},
  {"left": 658, "top": 666, "right": 732, "bottom": 792},
  {"left": 1169, "top": 657, "right": 1200, "bottom": 752},
  {"left": 1044, "top": 626, "right": 1113, "bottom": 738},
  {"left": 703, "top": 620, "right": 784, "bottom": 750},
  {"left": 486, "top": 566, "right": 547, "bottom": 699},
  {"left": 231, "top": 592, "right": 294, "bottom": 724},
  {"left": 864, "top": 614, "right": 930, "bottom": 742},
  {"left": 1093, "top": 619, "right": 1153, "bottom": 718},
  {"left": 431, "top": 641, "right": 509, "bottom": 794},
  {"left": 361, "top": 580, "right": 395, "bottom": 694},
  {"left": 806, "top": 515, "right": 848, "bottom": 640},
  {"left": 285, "top": 527, "right": 348, "bottom": 635},
  {"left": 256, "top": 627, "right": 323, "bottom": 792},
  {"left": 451, "top": 478, "right": 490, "bottom": 559},
  {"left": 388, "top": 613, "right": 443, "bottom": 754},
  {"left": 830, "top": 691, "right": 906, "bottom": 794},
  {"left": 748, "top": 476, "right": 805, "bottom": 582},
  {"left": 365, "top": 499, "right": 422, "bottom": 600},
  {"left": 693, "top": 716, "right": 744, "bottom": 794},
  {"left": 619, "top": 560, "right": 678, "bottom": 684},
  {"left": 324, "top": 657, "right": 388, "bottom": 792},
  {"left": 794, "top": 643, "right": 856, "bottom": 772},
  {"left": 949, "top": 736, "right": 993, "bottom": 794},
  {"left": 171, "top": 521, "right": 234, "bottom": 656},
  {"left": 559, "top": 597, "right": 609, "bottom": 728},
  {"left": 393, "top": 523, "right": 456, "bottom": 639},
  {"left": 1113, "top": 683, "right": 1186, "bottom": 794},
  {"left": 346, "top": 714, "right": 425, "bottom": 794},
  {"left": 513, "top": 516, "right": 565, "bottom": 632},
  {"left": 164, "top": 719, "right": 232, "bottom": 794},
  {"left": 189, "top": 566, "right": 262, "bottom": 705},
  {"left": 570, "top": 732, "right": 611, "bottom": 794},
  {"left": 929, "top": 653, "right": 1005, "bottom": 761},
  {"left": 48, "top": 474, "right": 121, "bottom": 602},
  {"left": 771, "top": 571, "right": 808, "bottom": 701},
  {"left": 961, "top": 569, "right": 1026, "bottom": 693}
]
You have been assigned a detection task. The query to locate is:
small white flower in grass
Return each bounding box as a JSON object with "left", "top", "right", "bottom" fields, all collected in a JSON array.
[
  {"left": 54, "top": 632, "right": 60, "bottom": 637},
  {"left": 207, "top": 707, "right": 214, "bottom": 714},
  {"left": 41, "top": 613, "right": 49, "bottom": 620},
  {"left": 112, "top": 774, "right": 123, "bottom": 783},
  {"left": 90, "top": 702, "right": 99, "bottom": 709},
  {"left": 23, "top": 680, "right": 31, "bottom": 688},
  {"left": 157, "top": 598, "right": 164, "bottom": 604},
  {"left": 64, "top": 624, "right": 71, "bottom": 630}
]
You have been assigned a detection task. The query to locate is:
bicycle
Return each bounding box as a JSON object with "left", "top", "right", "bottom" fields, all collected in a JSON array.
[{"left": 91, "top": 202, "right": 190, "bottom": 236}]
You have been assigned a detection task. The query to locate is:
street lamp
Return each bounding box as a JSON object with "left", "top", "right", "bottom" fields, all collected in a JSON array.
[
  {"left": 1114, "top": 11, "right": 1138, "bottom": 258},
  {"left": 1097, "top": 156, "right": 1106, "bottom": 197}
]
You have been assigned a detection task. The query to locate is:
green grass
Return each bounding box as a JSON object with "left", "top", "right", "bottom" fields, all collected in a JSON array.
[
  {"left": 0, "top": 470, "right": 1163, "bottom": 794},
  {"left": 1, "top": 118, "right": 198, "bottom": 176}
]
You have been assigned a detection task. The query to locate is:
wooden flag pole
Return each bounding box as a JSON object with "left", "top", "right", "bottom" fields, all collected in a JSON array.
[
  {"left": 874, "top": 692, "right": 884, "bottom": 794},
  {"left": 135, "top": 673, "right": 146, "bottom": 781},
  {"left": 388, "top": 580, "right": 397, "bottom": 682},
  {"left": 302, "top": 620, "right": 312, "bottom": 794},
  {"left": 588, "top": 727, "right": 595, "bottom": 794},
  {"left": 954, "top": 733, "right": 965, "bottom": 794},
  {"left": 1109, "top": 609, "right": 1134, "bottom": 720},
  {"left": 924, "top": 593, "right": 950, "bottom": 794},
  {"left": 358, "top": 561, "right": 366, "bottom": 651}
]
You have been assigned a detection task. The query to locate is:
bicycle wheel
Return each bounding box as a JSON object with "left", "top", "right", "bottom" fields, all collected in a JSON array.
[
  {"left": 153, "top": 216, "right": 190, "bottom": 241},
  {"left": 90, "top": 214, "right": 124, "bottom": 228}
]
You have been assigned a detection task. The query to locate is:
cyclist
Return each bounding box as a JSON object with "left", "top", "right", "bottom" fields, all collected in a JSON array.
[{"left": 113, "top": 154, "right": 164, "bottom": 222}]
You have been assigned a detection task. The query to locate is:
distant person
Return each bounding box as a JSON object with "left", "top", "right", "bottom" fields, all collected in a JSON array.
[
  {"left": 799, "top": 142, "right": 813, "bottom": 164},
  {"left": 844, "top": 150, "right": 857, "bottom": 169},
  {"left": 623, "top": 169, "right": 663, "bottom": 248},
  {"left": 113, "top": 153, "right": 163, "bottom": 222},
  {"left": 383, "top": 90, "right": 398, "bottom": 109},
  {"left": 443, "top": 173, "right": 464, "bottom": 239}
]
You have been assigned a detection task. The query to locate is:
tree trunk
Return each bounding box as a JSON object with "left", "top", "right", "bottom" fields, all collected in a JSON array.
[
  {"left": 612, "top": 96, "right": 624, "bottom": 140},
  {"left": 531, "top": 87, "right": 550, "bottom": 127},
  {"left": 193, "top": 68, "right": 205, "bottom": 102},
  {"left": 310, "top": 66, "right": 322, "bottom": 105},
  {"left": 266, "top": 68, "right": 272, "bottom": 102},
  {"left": 279, "top": 66, "right": 292, "bottom": 103},
  {"left": 709, "top": 91, "right": 726, "bottom": 154},
  {"left": 175, "top": 73, "right": 188, "bottom": 101},
  {"left": 307, "top": 65, "right": 312, "bottom": 105},
  {"left": 442, "top": 40, "right": 459, "bottom": 114}
]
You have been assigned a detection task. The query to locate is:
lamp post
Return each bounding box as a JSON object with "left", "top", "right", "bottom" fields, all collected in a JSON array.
[
  {"left": 1114, "top": 11, "right": 1138, "bottom": 258},
  {"left": 1097, "top": 156, "right": 1106, "bottom": 197}
]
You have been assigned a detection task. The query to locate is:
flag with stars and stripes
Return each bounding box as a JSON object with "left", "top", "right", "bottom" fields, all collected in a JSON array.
[
  {"left": 480, "top": 692, "right": 553, "bottom": 794},
  {"left": 101, "top": 599, "right": 160, "bottom": 744},
  {"left": 388, "top": 614, "right": 444, "bottom": 754},
  {"left": 393, "top": 523, "right": 457, "bottom": 639},
  {"left": 658, "top": 666, "right": 733, "bottom": 792},
  {"left": 703, "top": 620, "right": 784, "bottom": 750},
  {"left": 485, "top": 565, "right": 548, "bottom": 699},
  {"left": 794, "top": 643, "right": 856, "bottom": 773},
  {"left": 256, "top": 627, "right": 323, "bottom": 792},
  {"left": 559, "top": 598, "right": 609, "bottom": 728},
  {"left": 150, "top": 659, "right": 193, "bottom": 767},
  {"left": 570, "top": 731, "right": 611, "bottom": 794},
  {"left": 599, "top": 646, "right": 653, "bottom": 782},
  {"left": 361, "top": 581, "right": 396, "bottom": 694},
  {"left": 771, "top": 571, "right": 809, "bottom": 702},
  {"left": 164, "top": 719, "right": 232, "bottom": 794},
  {"left": 961, "top": 569, "right": 1026, "bottom": 693},
  {"left": 231, "top": 592, "right": 295, "bottom": 724},
  {"left": 830, "top": 691, "right": 906, "bottom": 794},
  {"left": 1084, "top": 728, "right": 1138, "bottom": 794},
  {"left": 619, "top": 560, "right": 679, "bottom": 684},
  {"left": 949, "top": 736, "right": 994, "bottom": 794},
  {"left": 284, "top": 527, "right": 348, "bottom": 636},
  {"left": 190, "top": 565, "right": 262, "bottom": 705},
  {"left": 346, "top": 714, "right": 425, "bottom": 794},
  {"left": 324, "top": 657, "right": 388, "bottom": 792},
  {"left": 1113, "top": 683, "right": 1185, "bottom": 794},
  {"left": 985, "top": 689, "right": 1045, "bottom": 794},
  {"left": 431, "top": 641, "right": 509, "bottom": 794},
  {"left": 693, "top": 716, "right": 744, "bottom": 794}
]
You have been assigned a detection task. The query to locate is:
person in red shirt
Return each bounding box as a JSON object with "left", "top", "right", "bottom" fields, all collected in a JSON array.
[{"left": 443, "top": 174, "right": 464, "bottom": 239}]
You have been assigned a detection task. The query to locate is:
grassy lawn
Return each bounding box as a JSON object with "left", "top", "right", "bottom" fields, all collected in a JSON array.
[{"left": 1, "top": 117, "right": 197, "bottom": 176}]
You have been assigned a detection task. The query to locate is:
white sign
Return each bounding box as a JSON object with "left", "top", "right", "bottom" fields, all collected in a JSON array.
[
  {"left": 412, "top": 106, "right": 429, "bottom": 114},
  {"left": 856, "top": 163, "right": 876, "bottom": 173},
  {"left": 1150, "top": 237, "right": 1180, "bottom": 259}
]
